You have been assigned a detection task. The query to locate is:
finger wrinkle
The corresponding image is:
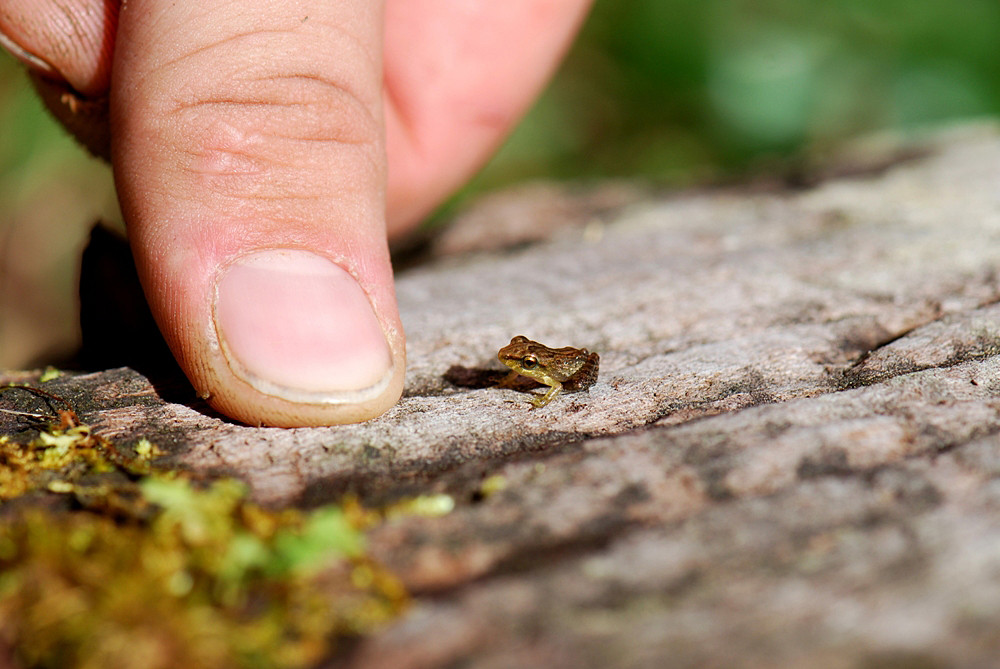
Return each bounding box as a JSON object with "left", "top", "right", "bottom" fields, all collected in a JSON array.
[
  {"left": 155, "top": 27, "right": 292, "bottom": 73},
  {"left": 309, "top": 17, "right": 381, "bottom": 80},
  {"left": 168, "top": 96, "right": 377, "bottom": 147},
  {"left": 178, "top": 118, "right": 378, "bottom": 204}
]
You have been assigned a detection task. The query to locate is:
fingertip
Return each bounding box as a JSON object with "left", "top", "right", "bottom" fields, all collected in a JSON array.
[{"left": 208, "top": 249, "right": 405, "bottom": 427}]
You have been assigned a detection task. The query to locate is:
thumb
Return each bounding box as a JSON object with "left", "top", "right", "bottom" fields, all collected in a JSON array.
[{"left": 111, "top": 0, "right": 404, "bottom": 426}]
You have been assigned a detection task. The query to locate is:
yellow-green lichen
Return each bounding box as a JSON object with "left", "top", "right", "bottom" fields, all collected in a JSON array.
[
  {"left": 0, "top": 413, "right": 154, "bottom": 502},
  {"left": 479, "top": 475, "right": 508, "bottom": 497},
  {"left": 383, "top": 493, "right": 456, "bottom": 519}
]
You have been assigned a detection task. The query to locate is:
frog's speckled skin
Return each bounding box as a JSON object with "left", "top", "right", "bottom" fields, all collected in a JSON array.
[{"left": 497, "top": 336, "right": 599, "bottom": 407}]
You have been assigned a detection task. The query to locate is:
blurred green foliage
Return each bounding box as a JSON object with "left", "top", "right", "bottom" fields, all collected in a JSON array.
[{"left": 475, "top": 0, "right": 1000, "bottom": 190}]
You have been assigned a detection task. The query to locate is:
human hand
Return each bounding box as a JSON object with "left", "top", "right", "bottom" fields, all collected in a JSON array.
[{"left": 0, "top": 0, "right": 592, "bottom": 426}]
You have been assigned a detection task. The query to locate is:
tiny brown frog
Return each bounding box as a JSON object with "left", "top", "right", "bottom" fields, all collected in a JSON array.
[{"left": 497, "top": 336, "right": 599, "bottom": 407}]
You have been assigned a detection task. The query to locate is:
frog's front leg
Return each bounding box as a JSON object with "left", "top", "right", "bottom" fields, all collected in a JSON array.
[
  {"left": 532, "top": 381, "right": 563, "bottom": 408},
  {"left": 498, "top": 369, "right": 522, "bottom": 388}
]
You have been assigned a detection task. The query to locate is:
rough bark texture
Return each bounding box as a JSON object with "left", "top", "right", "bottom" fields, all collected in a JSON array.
[{"left": 5, "top": 123, "right": 1000, "bottom": 668}]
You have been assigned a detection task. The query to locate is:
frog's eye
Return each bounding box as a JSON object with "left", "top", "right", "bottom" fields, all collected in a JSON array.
[{"left": 521, "top": 355, "right": 539, "bottom": 369}]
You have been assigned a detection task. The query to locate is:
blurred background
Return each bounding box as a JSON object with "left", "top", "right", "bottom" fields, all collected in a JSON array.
[{"left": 1, "top": 0, "right": 999, "bottom": 368}]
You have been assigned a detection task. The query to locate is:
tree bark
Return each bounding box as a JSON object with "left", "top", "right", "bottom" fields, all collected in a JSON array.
[{"left": 4, "top": 123, "right": 1000, "bottom": 668}]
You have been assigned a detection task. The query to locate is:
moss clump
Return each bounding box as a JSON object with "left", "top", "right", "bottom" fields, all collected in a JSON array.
[
  {"left": 0, "top": 478, "right": 406, "bottom": 669},
  {"left": 0, "top": 393, "right": 408, "bottom": 669},
  {"left": 0, "top": 419, "right": 155, "bottom": 502}
]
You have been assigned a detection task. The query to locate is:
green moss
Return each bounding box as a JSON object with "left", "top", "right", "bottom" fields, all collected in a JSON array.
[{"left": 0, "top": 409, "right": 408, "bottom": 668}]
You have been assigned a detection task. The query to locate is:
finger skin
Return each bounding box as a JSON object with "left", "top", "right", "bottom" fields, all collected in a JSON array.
[
  {"left": 1, "top": 0, "right": 593, "bottom": 236},
  {"left": 383, "top": 0, "right": 593, "bottom": 234},
  {"left": 0, "top": 0, "right": 117, "bottom": 95},
  {"left": 111, "top": 0, "right": 404, "bottom": 426}
]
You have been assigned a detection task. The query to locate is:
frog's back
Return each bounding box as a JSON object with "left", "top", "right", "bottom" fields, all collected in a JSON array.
[{"left": 564, "top": 350, "right": 600, "bottom": 392}]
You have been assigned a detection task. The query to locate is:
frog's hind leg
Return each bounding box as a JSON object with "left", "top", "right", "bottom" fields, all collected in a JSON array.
[
  {"left": 565, "top": 352, "right": 600, "bottom": 392},
  {"left": 531, "top": 383, "right": 562, "bottom": 408}
]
